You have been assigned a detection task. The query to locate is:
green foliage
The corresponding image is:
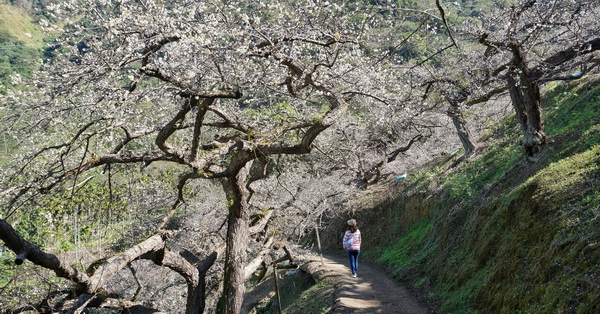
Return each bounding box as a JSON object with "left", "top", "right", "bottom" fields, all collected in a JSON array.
[
  {"left": 12, "top": 172, "right": 139, "bottom": 251},
  {"left": 1, "top": 160, "right": 180, "bottom": 306},
  {"left": 0, "top": 4, "right": 43, "bottom": 42},
  {"left": 0, "top": 29, "right": 41, "bottom": 92},
  {"left": 457, "top": 0, "right": 513, "bottom": 17},
  {"left": 0, "top": 253, "right": 16, "bottom": 287},
  {"left": 529, "top": 144, "right": 600, "bottom": 236},
  {"left": 59, "top": 239, "right": 75, "bottom": 252},
  {"left": 250, "top": 269, "right": 332, "bottom": 314},
  {"left": 0, "top": 0, "right": 594, "bottom": 311},
  {"left": 436, "top": 79, "right": 600, "bottom": 312}
]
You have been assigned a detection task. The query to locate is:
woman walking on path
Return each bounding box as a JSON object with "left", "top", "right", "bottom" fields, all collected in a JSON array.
[{"left": 343, "top": 219, "right": 361, "bottom": 278}]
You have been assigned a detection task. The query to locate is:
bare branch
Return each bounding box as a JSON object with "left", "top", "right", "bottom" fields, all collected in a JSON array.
[
  {"left": 244, "top": 237, "right": 275, "bottom": 280},
  {"left": 535, "top": 37, "right": 600, "bottom": 73},
  {"left": 343, "top": 90, "right": 394, "bottom": 107},
  {"left": 208, "top": 107, "right": 254, "bottom": 134},
  {"left": 141, "top": 35, "right": 181, "bottom": 67},
  {"left": 359, "top": 134, "right": 424, "bottom": 186},
  {"left": 155, "top": 100, "right": 194, "bottom": 160},
  {"left": 464, "top": 86, "right": 509, "bottom": 106},
  {"left": 435, "top": 0, "right": 460, "bottom": 51},
  {"left": 375, "top": 18, "right": 429, "bottom": 65},
  {"left": 111, "top": 125, "right": 158, "bottom": 154},
  {"left": 249, "top": 209, "right": 274, "bottom": 235},
  {"left": 412, "top": 44, "right": 455, "bottom": 69},
  {"left": 189, "top": 98, "right": 214, "bottom": 163},
  {"left": 252, "top": 36, "right": 339, "bottom": 50}
]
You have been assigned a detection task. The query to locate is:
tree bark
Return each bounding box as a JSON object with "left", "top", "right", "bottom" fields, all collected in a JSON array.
[
  {"left": 244, "top": 237, "right": 275, "bottom": 280},
  {"left": 508, "top": 44, "right": 546, "bottom": 157},
  {"left": 155, "top": 249, "right": 218, "bottom": 314},
  {"left": 447, "top": 103, "right": 475, "bottom": 156},
  {"left": 84, "top": 234, "right": 167, "bottom": 294},
  {"left": 219, "top": 164, "right": 251, "bottom": 314}
]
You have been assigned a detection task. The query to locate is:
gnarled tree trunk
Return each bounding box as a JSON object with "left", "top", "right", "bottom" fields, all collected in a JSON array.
[
  {"left": 508, "top": 43, "right": 546, "bottom": 158},
  {"left": 219, "top": 164, "right": 251, "bottom": 314}
]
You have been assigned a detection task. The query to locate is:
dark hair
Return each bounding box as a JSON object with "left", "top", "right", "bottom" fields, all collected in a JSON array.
[{"left": 347, "top": 225, "right": 359, "bottom": 233}]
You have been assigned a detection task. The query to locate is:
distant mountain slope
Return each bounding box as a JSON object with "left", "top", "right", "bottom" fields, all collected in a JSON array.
[
  {"left": 0, "top": 3, "right": 43, "bottom": 92},
  {"left": 0, "top": 3, "right": 42, "bottom": 42}
]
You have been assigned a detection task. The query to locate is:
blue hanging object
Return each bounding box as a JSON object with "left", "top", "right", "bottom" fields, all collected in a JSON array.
[{"left": 394, "top": 173, "right": 407, "bottom": 181}]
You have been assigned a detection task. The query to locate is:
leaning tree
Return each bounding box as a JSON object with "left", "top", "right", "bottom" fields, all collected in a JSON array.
[
  {"left": 470, "top": 0, "right": 600, "bottom": 159},
  {"left": 0, "top": 0, "right": 401, "bottom": 312}
]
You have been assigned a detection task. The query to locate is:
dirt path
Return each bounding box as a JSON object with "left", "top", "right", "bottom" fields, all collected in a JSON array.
[{"left": 303, "top": 253, "right": 431, "bottom": 313}]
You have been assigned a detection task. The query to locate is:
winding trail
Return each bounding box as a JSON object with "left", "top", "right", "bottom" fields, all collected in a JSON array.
[{"left": 303, "top": 254, "right": 431, "bottom": 313}]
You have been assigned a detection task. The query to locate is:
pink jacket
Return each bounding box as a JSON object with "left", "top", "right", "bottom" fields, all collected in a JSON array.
[{"left": 343, "top": 230, "right": 361, "bottom": 250}]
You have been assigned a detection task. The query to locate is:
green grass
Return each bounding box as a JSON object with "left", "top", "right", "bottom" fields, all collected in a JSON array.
[
  {"left": 544, "top": 75, "right": 600, "bottom": 136},
  {"left": 376, "top": 219, "right": 432, "bottom": 271}
]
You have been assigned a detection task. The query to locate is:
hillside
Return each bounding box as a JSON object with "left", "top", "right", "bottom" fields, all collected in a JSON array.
[
  {"left": 314, "top": 75, "right": 600, "bottom": 313},
  {"left": 0, "top": 2, "right": 43, "bottom": 93},
  {"left": 0, "top": 0, "right": 598, "bottom": 312},
  {"left": 0, "top": 3, "right": 42, "bottom": 42}
]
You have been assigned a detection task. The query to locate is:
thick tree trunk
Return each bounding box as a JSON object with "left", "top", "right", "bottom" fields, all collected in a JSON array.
[
  {"left": 222, "top": 209, "right": 249, "bottom": 314},
  {"left": 479, "top": 38, "right": 600, "bottom": 159},
  {"left": 219, "top": 166, "right": 251, "bottom": 314},
  {"left": 184, "top": 282, "right": 204, "bottom": 314},
  {"left": 508, "top": 44, "right": 546, "bottom": 158},
  {"left": 161, "top": 250, "right": 218, "bottom": 314},
  {"left": 507, "top": 69, "right": 546, "bottom": 157}
]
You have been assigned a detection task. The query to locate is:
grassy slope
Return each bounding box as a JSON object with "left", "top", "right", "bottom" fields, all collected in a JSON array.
[
  {"left": 0, "top": 3, "right": 44, "bottom": 94},
  {"left": 0, "top": 4, "right": 43, "bottom": 43},
  {"left": 357, "top": 75, "right": 600, "bottom": 313}
]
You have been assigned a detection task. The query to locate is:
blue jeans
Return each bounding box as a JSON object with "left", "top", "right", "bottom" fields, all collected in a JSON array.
[{"left": 347, "top": 250, "right": 360, "bottom": 274}]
